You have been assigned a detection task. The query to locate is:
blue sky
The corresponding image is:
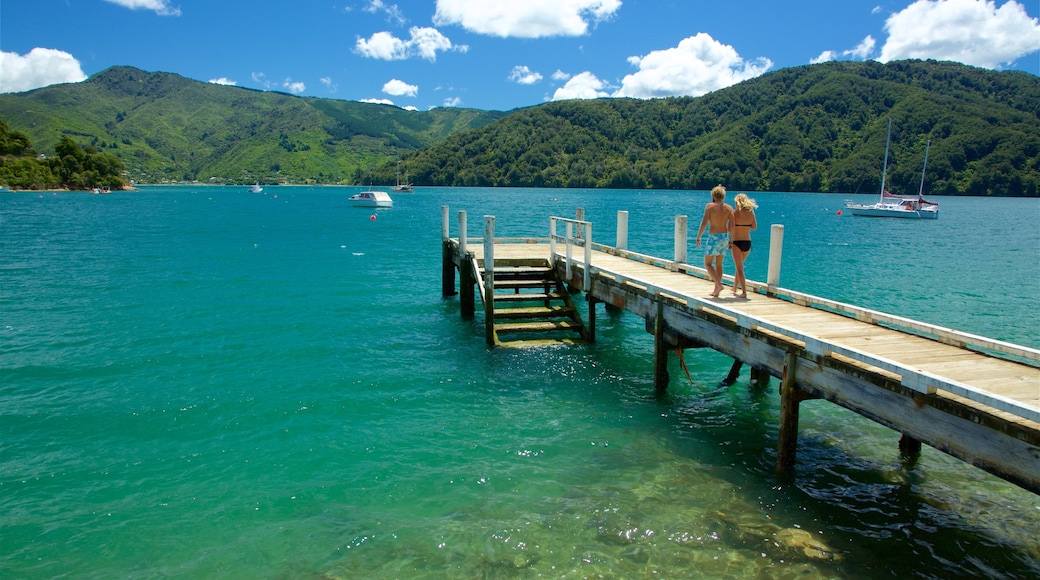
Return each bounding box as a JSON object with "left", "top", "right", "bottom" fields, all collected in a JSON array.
[{"left": 2, "top": 0, "right": 1038, "bottom": 111}]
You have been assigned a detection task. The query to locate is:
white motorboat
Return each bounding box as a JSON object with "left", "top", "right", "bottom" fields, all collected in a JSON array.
[
  {"left": 248, "top": 183, "right": 263, "bottom": 193},
  {"left": 348, "top": 190, "right": 393, "bottom": 208},
  {"left": 845, "top": 120, "right": 939, "bottom": 219}
]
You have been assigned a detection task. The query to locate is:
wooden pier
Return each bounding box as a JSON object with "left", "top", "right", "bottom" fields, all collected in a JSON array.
[{"left": 440, "top": 207, "right": 1040, "bottom": 495}]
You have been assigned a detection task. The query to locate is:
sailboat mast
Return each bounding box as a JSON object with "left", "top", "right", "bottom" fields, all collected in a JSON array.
[
  {"left": 918, "top": 140, "right": 931, "bottom": 198},
  {"left": 879, "top": 118, "right": 892, "bottom": 201}
]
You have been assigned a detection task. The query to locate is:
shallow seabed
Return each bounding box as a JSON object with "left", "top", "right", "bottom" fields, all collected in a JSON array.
[{"left": 1, "top": 187, "right": 1037, "bottom": 578}]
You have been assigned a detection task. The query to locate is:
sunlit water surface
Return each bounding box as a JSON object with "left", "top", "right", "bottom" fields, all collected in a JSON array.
[{"left": 1, "top": 187, "right": 1038, "bottom": 578}]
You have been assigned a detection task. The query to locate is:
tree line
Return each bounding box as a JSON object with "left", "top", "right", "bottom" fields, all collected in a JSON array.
[{"left": 0, "top": 120, "right": 128, "bottom": 190}]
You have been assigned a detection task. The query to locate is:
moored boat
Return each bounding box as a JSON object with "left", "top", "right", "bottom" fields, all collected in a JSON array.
[
  {"left": 845, "top": 120, "right": 939, "bottom": 219},
  {"left": 392, "top": 159, "right": 413, "bottom": 192},
  {"left": 348, "top": 189, "right": 393, "bottom": 208}
]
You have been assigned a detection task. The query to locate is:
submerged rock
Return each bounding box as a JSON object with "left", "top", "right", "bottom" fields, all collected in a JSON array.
[{"left": 773, "top": 528, "right": 842, "bottom": 562}]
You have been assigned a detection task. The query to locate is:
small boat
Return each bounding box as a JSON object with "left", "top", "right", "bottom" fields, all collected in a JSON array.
[
  {"left": 391, "top": 159, "right": 413, "bottom": 192},
  {"left": 91, "top": 186, "right": 112, "bottom": 195},
  {"left": 248, "top": 183, "right": 263, "bottom": 194},
  {"left": 845, "top": 120, "right": 939, "bottom": 219},
  {"left": 348, "top": 189, "right": 393, "bottom": 208}
]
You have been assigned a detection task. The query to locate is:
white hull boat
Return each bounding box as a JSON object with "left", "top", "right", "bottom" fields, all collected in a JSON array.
[
  {"left": 845, "top": 120, "right": 939, "bottom": 220},
  {"left": 349, "top": 190, "right": 393, "bottom": 208}
]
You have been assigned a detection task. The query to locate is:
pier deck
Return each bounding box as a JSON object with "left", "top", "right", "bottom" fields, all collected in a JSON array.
[{"left": 440, "top": 211, "right": 1040, "bottom": 494}]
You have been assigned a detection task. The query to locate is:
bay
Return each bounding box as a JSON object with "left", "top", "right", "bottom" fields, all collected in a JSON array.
[{"left": 1, "top": 186, "right": 1037, "bottom": 578}]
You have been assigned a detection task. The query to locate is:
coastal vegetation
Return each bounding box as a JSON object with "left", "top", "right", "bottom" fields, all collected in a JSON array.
[
  {"left": 398, "top": 60, "right": 1040, "bottom": 196},
  {"left": 0, "top": 120, "right": 127, "bottom": 190},
  {"left": 0, "top": 60, "right": 1037, "bottom": 195}
]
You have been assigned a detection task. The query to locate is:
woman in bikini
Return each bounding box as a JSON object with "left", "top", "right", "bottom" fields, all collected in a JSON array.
[{"left": 730, "top": 193, "right": 757, "bottom": 298}]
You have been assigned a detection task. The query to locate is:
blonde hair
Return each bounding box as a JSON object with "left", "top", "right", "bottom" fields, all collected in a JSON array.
[
  {"left": 710, "top": 184, "right": 726, "bottom": 201},
  {"left": 734, "top": 193, "right": 757, "bottom": 211}
]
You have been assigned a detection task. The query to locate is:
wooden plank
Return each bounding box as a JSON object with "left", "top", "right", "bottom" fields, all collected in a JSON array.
[
  {"left": 495, "top": 320, "right": 584, "bottom": 333},
  {"left": 493, "top": 305, "right": 575, "bottom": 319}
]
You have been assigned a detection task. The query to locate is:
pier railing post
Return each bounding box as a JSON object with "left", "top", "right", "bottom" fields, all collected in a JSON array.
[
  {"left": 565, "top": 221, "right": 574, "bottom": 283},
  {"left": 583, "top": 223, "right": 592, "bottom": 292},
  {"left": 673, "top": 215, "right": 688, "bottom": 270},
  {"left": 767, "top": 224, "right": 784, "bottom": 291},
  {"left": 441, "top": 205, "right": 449, "bottom": 241},
  {"left": 617, "top": 211, "right": 628, "bottom": 251},
  {"left": 549, "top": 217, "right": 557, "bottom": 260},
  {"left": 483, "top": 216, "right": 495, "bottom": 346},
  {"left": 458, "top": 210, "right": 468, "bottom": 260}
]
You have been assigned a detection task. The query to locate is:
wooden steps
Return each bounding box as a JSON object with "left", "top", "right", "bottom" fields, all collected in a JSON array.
[{"left": 479, "top": 262, "right": 587, "bottom": 346}]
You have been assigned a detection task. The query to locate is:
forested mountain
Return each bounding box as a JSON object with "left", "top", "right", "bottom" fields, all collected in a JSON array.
[
  {"left": 0, "top": 66, "right": 505, "bottom": 185},
  {"left": 398, "top": 60, "right": 1039, "bottom": 196},
  {"left": 1, "top": 60, "right": 1038, "bottom": 195}
]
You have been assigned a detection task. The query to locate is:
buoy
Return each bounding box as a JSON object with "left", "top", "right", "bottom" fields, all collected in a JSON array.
[
  {"left": 836, "top": 210, "right": 842, "bottom": 216},
  {"left": 370, "top": 214, "right": 376, "bottom": 220}
]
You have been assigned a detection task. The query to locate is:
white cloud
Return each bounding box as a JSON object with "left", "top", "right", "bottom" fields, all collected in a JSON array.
[
  {"left": 0, "top": 48, "right": 87, "bottom": 93},
  {"left": 320, "top": 76, "right": 337, "bottom": 92},
  {"left": 614, "top": 33, "right": 773, "bottom": 99},
  {"left": 442, "top": 96, "right": 462, "bottom": 107},
  {"left": 403, "top": 105, "right": 419, "bottom": 111},
  {"left": 845, "top": 35, "right": 877, "bottom": 60},
  {"left": 812, "top": 35, "right": 877, "bottom": 64},
  {"left": 251, "top": 71, "right": 274, "bottom": 89},
  {"left": 508, "top": 65, "right": 543, "bottom": 85},
  {"left": 364, "top": 0, "right": 405, "bottom": 25},
  {"left": 102, "top": 0, "right": 181, "bottom": 16},
  {"left": 361, "top": 98, "right": 395, "bottom": 105},
  {"left": 433, "top": 0, "right": 621, "bottom": 38},
  {"left": 551, "top": 69, "right": 571, "bottom": 81},
  {"left": 383, "top": 78, "right": 418, "bottom": 97},
  {"left": 811, "top": 50, "right": 839, "bottom": 64},
  {"left": 209, "top": 77, "right": 236, "bottom": 86},
  {"left": 880, "top": 0, "right": 1040, "bottom": 68},
  {"left": 283, "top": 79, "right": 306, "bottom": 94},
  {"left": 551, "top": 71, "right": 611, "bottom": 101},
  {"left": 355, "top": 26, "right": 467, "bottom": 61}
]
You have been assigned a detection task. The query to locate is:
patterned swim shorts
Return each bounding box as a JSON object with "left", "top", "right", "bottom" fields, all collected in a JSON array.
[{"left": 704, "top": 232, "right": 730, "bottom": 257}]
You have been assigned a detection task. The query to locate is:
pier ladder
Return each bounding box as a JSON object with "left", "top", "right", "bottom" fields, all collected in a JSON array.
[{"left": 479, "top": 259, "right": 588, "bottom": 347}]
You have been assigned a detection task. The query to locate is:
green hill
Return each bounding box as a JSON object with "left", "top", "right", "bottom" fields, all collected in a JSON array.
[
  {"left": 1, "top": 60, "right": 1037, "bottom": 195},
  {"left": 0, "top": 66, "right": 506, "bottom": 185},
  {"left": 401, "top": 60, "right": 1040, "bottom": 196}
]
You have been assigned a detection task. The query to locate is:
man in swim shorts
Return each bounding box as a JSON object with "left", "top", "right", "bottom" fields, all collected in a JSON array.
[
  {"left": 695, "top": 185, "right": 735, "bottom": 298},
  {"left": 704, "top": 232, "right": 731, "bottom": 256}
]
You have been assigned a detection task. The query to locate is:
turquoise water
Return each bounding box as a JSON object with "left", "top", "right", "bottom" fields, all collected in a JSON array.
[{"left": 1, "top": 187, "right": 1038, "bottom": 579}]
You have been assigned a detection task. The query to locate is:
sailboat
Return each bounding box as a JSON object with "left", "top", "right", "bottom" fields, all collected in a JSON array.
[
  {"left": 845, "top": 119, "right": 939, "bottom": 219},
  {"left": 391, "top": 157, "right": 413, "bottom": 192}
]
